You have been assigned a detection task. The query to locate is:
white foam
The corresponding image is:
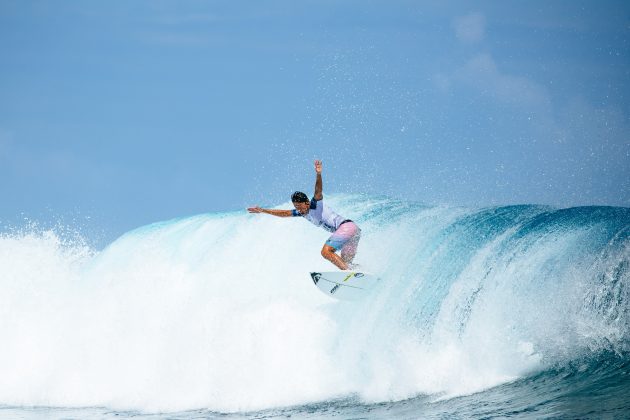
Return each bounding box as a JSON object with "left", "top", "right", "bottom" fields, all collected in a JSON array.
[{"left": 0, "top": 198, "right": 626, "bottom": 412}]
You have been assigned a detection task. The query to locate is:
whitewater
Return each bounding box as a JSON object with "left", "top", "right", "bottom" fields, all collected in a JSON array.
[{"left": 0, "top": 195, "right": 628, "bottom": 418}]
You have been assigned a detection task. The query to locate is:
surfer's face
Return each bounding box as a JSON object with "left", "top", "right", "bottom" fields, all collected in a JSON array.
[{"left": 292, "top": 201, "right": 309, "bottom": 214}]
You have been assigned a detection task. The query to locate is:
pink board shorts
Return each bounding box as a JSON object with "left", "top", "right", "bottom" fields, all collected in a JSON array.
[{"left": 325, "top": 221, "right": 361, "bottom": 253}]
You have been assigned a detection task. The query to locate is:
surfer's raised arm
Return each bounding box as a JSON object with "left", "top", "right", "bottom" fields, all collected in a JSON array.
[
  {"left": 314, "top": 159, "right": 323, "bottom": 200},
  {"left": 247, "top": 206, "right": 293, "bottom": 217}
]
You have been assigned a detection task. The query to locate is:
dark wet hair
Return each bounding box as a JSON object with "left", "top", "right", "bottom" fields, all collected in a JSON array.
[{"left": 291, "top": 191, "right": 309, "bottom": 203}]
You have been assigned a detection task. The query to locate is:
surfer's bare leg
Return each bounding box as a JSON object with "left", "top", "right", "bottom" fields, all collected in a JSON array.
[
  {"left": 340, "top": 233, "right": 360, "bottom": 265},
  {"left": 340, "top": 247, "right": 356, "bottom": 265},
  {"left": 321, "top": 224, "right": 361, "bottom": 270},
  {"left": 321, "top": 245, "right": 348, "bottom": 270}
]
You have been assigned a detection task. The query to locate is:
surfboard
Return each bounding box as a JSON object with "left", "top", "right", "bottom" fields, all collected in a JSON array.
[{"left": 309, "top": 271, "right": 379, "bottom": 300}]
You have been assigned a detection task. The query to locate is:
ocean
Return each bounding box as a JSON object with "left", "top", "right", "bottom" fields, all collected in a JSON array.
[{"left": 0, "top": 195, "right": 628, "bottom": 419}]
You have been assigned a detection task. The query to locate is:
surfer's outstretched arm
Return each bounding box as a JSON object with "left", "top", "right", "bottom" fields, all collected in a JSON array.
[
  {"left": 313, "top": 159, "right": 323, "bottom": 200},
  {"left": 247, "top": 207, "right": 293, "bottom": 217}
]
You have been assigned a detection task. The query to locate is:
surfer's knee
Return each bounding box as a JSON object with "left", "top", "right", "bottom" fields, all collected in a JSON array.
[{"left": 321, "top": 245, "right": 336, "bottom": 259}]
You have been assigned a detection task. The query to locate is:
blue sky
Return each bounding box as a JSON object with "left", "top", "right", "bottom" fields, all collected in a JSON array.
[{"left": 1, "top": 0, "right": 628, "bottom": 245}]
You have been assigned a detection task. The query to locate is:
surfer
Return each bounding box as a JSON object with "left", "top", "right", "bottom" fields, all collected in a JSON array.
[{"left": 247, "top": 160, "right": 361, "bottom": 270}]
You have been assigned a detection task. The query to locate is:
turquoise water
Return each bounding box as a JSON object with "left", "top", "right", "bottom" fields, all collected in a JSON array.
[{"left": 0, "top": 195, "right": 628, "bottom": 418}]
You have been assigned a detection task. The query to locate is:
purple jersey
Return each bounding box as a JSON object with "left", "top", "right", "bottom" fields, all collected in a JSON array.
[{"left": 292, "top": 197, "right": 347, "bottom": 232}]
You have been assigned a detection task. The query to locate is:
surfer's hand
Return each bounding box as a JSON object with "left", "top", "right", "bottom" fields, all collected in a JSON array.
[
  {"left": 247, "top": 206, "right": 263, "bottom": 213},
  {"left": 314, "top": 159, "right": 322, "bottom": 174}
]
